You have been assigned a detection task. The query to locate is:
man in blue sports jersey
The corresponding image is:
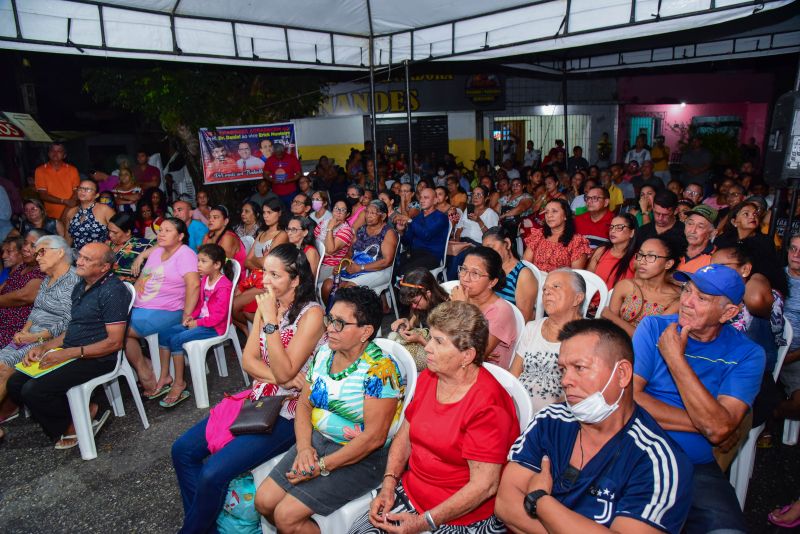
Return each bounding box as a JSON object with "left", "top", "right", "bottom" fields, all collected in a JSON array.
[
  {"left": 632, "top": 264, "right": 765, "bottom": 533},
  {"left": 497, "top": 319, "right": 693, "bottom": 533}
]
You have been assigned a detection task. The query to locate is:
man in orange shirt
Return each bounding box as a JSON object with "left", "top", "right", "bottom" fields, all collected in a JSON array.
[
  {"left": 34, "top": 142, "right": 79, "bottom": 219},
  {"left": 678, "top": 204, "right": 717, "bottom": 273}
]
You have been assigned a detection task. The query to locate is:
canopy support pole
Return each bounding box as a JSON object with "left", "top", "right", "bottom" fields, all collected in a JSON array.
[
  {"left": 405, "top": 59, "right": 413, "bottom": 183},
  {"left": 366, "top": 0, "right": 379, "bottom": 190},
  {"left": 562, "top": 62, "right": 569, "bottom": 159}
]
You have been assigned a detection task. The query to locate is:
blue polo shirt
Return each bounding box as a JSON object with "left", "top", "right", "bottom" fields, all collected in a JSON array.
[
  {"left": 633, "top": 314, "right": 765, "bottom": 464},
  {"left": 509, "top": 403, "right": 692, "bottom": 533},
  {"left": 188, "top": 219, "right": 209, "bottom": 252},
  {"left": 401, "top": 209, "right": 448, "bottom": 259},
  {"left": 63, "top": 273, "right": 130, "bottom": 362}
]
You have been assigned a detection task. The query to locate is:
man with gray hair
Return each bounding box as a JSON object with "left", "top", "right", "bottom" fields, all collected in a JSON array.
[
  {"left": 6, "top": 242, "right": 131, "bottom": 449},
  {"left": 633, "top": 264, "right": 765, "bottom": 533}
]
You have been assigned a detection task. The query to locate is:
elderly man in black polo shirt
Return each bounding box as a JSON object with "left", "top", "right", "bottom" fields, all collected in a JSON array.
[{"left": 6, "top": 242, "right": 131, "bottom": 449}]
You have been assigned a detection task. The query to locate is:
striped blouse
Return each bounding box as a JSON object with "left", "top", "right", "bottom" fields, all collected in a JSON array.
[
  {"left": 27, "top": 267, "right": 82, "bottom": 338},
  {"left": 496, "top": 261, "right": 524, "bottom": 305}
]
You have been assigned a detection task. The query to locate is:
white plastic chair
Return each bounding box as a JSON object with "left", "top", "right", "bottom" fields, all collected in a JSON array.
[
  {"left": 782, "top": 323, "right": 800, "bottom": 446},
  {"left": 182, "top": 261, "right": 247, "bottom": 409},
  {"left": 730, "top": 320, "right": 793, "bottom": 507},
  {"left": 521, "top": 260, "right": 544, "bottom": 320},
  {"left": 65, "top": 282, "right": 150, "bottom": 460},
  {"left": 574, "top": 269, "right": 610, "bottom": 318},
  {"left": 254, "top": 338, "right": 418, "bottom": 534},
  {"left": 429, "top": 220, "right": 453, "bottom": 283},
  {"left": 508, "top": 302, "right": 527, "bottom": 370},
  {"left": 372, "top": 240, "right": 401, "bottom": 321},
  {"left": 313, "top": 242, "right": 325, "bottom": 305},
  {"left": 483, "top": 362, "right": 533, "bottom": 431},
  {"left": 440, "top": 280, "right": 459, "bottom": 294},
  {"left": 241, "top": 235, "right": 255, "bottom": 254}
]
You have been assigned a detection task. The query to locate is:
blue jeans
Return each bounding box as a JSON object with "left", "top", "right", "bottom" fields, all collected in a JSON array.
[
  {"left": 685, "top": 461, "right": 747, "bottom": 534},
  {"left": 172, "top": 414, "right": 297, "bottom": 534},
  {"left": 158, "top": 324, "right": 219, "bottom": 354}
]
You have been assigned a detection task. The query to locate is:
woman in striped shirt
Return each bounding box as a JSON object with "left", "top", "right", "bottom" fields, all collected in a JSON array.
[{"left": 482, "top": 226, "right": 538, "bottom": 322}]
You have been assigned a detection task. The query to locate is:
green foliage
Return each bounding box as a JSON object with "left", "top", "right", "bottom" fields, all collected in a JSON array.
[{"left": 82, "top": 66, "right": 325, "bottom": 134}]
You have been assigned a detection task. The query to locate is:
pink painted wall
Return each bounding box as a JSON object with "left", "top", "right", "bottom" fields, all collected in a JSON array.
[{"left": 618, "top": 102, "right": 769, "bottom": 162}]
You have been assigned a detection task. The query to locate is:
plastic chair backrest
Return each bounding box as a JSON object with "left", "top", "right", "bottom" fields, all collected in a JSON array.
[
  {"left": 440, "top": 280, "right": 459, "bottom": 294},
  {"left": 223, "top": 260, "right": 242, "bottom": 325},
  {"left": 574, "top": 269, "right": 610, "bottom": 318},
  {"left": 483, "top": 362, "right": 533, "bottom": 432},
  {"left": 123, "top": 282, "right": 136, "bottom": 314},
  {"left": 313, "top": 242, "right": 326, "bottom": 301},
  {"left": 241, "top": 235, "right": 255, "bottom": 254},
  {"left": 521, "top": 260, "right": 545, "bottom": 320},
  {"left": 374, "top": 338, "right": 418, "bottom": 439},
  {"left": 774, "top": 321, "right": 794, "bottom": 382},
  {"left": 441, "top": 220, "right": 453, "bottom": 267},
  {"left": 509, "top": 302, "right": 526, "bottom": 369}
]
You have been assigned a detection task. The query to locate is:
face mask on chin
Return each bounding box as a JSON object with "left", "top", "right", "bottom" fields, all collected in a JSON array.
[{"left": 565, "top": 362, "right": 624, "bottom": 424}]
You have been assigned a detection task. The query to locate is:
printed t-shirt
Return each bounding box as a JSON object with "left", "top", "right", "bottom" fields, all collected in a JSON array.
[
  {"left": 135, "top": 245, "right": 198, "bottom": 311},
  {"left": 264, "top": 153, "right": 302, "bottom": 196},
  {"left": 633, "top": 314, "right": 765, "bottom": 464},
  {"left": 403, "top": 368, "right": 518, "bottom": 526},
  {"left": 508, "top": 403, "right": 693, "bottom": 533}
]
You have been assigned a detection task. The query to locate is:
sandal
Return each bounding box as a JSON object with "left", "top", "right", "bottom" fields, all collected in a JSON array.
[
  {"left": 0, "top": 410, "right": 19, "bottom": 424},
  {"left": 768, "top": 504, "right": 800, "bottom": 528},
  {"left": 144, "top": 383, "right": 172, "bottom": 400},
  {"left": 55, "top": 436, "right": 78, "bottom": 450},
  {"left": 160, "top": 389, "right": 191, "bottom": 408}
]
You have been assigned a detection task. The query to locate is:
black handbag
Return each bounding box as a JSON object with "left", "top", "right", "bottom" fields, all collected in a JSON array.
[{"left": 229, "top": 394, "right": 289, "bottom": 435}]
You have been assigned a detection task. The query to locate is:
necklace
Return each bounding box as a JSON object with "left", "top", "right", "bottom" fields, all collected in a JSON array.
[{"left": 327, "top": 350, "right": 363, "bottom": 380}]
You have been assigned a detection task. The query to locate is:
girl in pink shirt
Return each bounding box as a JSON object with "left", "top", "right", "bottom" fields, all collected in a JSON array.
[{"left": 156, "top": 244, "right": 234, "bottom": 408}]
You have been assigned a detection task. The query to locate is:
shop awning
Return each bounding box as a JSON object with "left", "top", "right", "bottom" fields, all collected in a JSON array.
[{"left": 0, "top": 111, "right": 52, "bottom": 142}]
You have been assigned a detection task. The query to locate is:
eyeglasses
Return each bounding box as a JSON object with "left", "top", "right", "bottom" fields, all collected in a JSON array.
[
  {"left": 291, "top": 200, "right": 306, "bottom": 206},
  {"left": 634, "top": 252, "right": 669, "bottom": 263},
  {"left": 685, "top": 190, "right": 702, "bottom": 197},
  {"left": 34, "top": 247, "right": 58, "bottom": 258},
  {"left": 323, "top": 314, "right": 360, "bottom": 332},
  {"left": 608, "top": 224, "right": 630, "bottom": 232},
  {"left": 585, "top": 196, "right": 603, "bottom": 202},
  {"left": 286, "top": 227, "right": 302, "bottom": 233},
  {"left": 77, "top": 186, "right": 97, "bottom": 193},
  {"left": 457, "top": 265, "right": 489, "bottom": 281},
  {"left": 333, "top": 207, "right": 348, "bottom": 213}
]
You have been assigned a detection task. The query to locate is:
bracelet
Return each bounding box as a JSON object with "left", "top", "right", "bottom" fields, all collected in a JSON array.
[
  {"left": 424, "top": 511, "right": 437, "bottom": 530},
  {"left": 383, "top": 472, "right": 399, "bottom": 482},
  {"left": 80, "top": 346, "right": 85, "bottom": 358}
]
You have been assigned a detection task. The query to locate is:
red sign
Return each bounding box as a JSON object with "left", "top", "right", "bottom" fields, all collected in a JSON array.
[{"left": 0, "top": 119, "right": 24, "bottom": 139}]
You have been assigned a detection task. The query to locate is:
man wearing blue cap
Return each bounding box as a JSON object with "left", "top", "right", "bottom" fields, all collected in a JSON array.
[{"left": 632, "top": 264, "right": 765, "bottom": 533}]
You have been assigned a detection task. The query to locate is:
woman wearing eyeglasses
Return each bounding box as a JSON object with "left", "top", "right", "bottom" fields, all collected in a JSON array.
[
  {"left": 601, "top": 236, "right": 682, "bottom": 336},
  {"left": 523, "top": 198, "right": 591, "bottom": 273},
  {"left": 450, "top": 246, "right": 517, "bottom": 369},
  {"left": 0, "top": 232, "right": 46, "bottom": 350},
  {"left": 318, "top": 199, "right": 355, "bottom": 283},
  {"left": 171, "top": 244, "right": 324, "bottom": 534},
  {"left": 64, "top": 178, "right": 115, "bottom": 251},
  {"left": 286, "top": 215, "right": 320, "bottom": 278},
  {"left": 587, "top": 213, "right": 638, "bottom": 290},
  {"left": 256, "top": 286, "right": 402, "bottom": 533},
  {"left": 388, "top": 268, "right": 451, "bottom": 370}
]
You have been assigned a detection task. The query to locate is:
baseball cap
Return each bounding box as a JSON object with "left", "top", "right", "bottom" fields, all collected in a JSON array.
[
  {"left": 686, "top": 204, "right": 718, "bottom": 225},
  {"left": 673, "top": 264, "right": 745, "bottom": 304}
]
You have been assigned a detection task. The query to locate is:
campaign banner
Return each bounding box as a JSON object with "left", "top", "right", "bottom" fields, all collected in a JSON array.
[{"left": 199, "top": 122, "right": 298, "bottom": 184}]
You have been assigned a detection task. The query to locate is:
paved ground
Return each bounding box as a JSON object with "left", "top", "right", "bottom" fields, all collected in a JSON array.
[{"left": 1, "top": 334, "right": 799, "bottom": 533}]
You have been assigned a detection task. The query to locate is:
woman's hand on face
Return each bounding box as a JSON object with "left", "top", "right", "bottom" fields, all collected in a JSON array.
[
  {"left": 255, "top": 286, "right": 279, "bottom": 323},
  {"left": 449, "top": 284, "right": 466, "bottom": 302}
]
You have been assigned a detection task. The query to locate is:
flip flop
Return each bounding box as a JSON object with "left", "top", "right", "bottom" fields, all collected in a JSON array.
[
  {"left": 160, "top": 389, "right": 191, "bottom": 408},
  {"left": 0, "top": 410, "right": 19, "bottom": 424},
  {"left": 144, "top": 384, "right": 172, "bottom": 400},
  {"left": 55, "top": 436, "right": 78, "bottom": 450},
  {"left": 768, "top": 504, "right": 800, "bottom": 528},
  {"left": 55, "top": 410, "right": 111, "bottom": 449}
]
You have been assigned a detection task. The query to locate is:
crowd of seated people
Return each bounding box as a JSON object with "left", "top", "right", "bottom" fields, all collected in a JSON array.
[{"left": 2, "top": 136, "right": 799, "bottom": 532}]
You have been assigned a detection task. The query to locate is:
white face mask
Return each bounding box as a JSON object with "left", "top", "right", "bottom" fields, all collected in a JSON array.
[
  {"left": 437, "top": 170, "right": 445, "bottom": 177},
  {"left": 565, "top": 362, "right": 624, "bottom": 424}
]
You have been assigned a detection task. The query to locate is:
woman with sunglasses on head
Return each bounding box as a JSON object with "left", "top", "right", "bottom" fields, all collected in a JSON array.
[
  {"left": 255, "top": 286, "right": 402, "bottom": 533},
  {"left": 601, "top": 235, "right": 683, "bottom": 336},
  {"left": 172, "top": 244, "right": 324, "bottom": 534},
  {"left": 449, "top": 246, "right": 517, "bottom": 369},
  {"left": 587, "top": 213, "right": 638, "bottom": 290},
  {"left": 64, "top": 178, "right": 115, "bottom": 251},
  {"left": 389, "top": 268, "right": 451, "bottom": 371}
]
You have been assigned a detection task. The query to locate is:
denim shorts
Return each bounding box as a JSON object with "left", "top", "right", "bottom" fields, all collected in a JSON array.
[{"left": 130, "top": 308, "right": 184, "bottom": 339}]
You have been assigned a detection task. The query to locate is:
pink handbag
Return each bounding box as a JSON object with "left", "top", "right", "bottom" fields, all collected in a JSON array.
[{"left": 205, "top": 389, "right": 251, "bottom": 454}]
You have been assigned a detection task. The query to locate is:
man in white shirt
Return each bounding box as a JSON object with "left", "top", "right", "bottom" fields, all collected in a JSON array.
[
  {"left": 237, "top": 142, "right": 265, "bottom": 172},
  {"left": 625, "top": 135, "right": 651, "bottom": 167},
  {"left": 523, "top": 140, "right": 541, "bottom": 168}
]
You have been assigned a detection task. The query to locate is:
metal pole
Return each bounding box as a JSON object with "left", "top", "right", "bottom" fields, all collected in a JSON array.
[
  {"left": 366, "top": 0, "right": 379, "bottom": 190},
  {"left": 405, "top": 60, "right": 413, "bottom": 183},
  {"left": 562, "top": 63, "right": 569, "bottom": 159}
]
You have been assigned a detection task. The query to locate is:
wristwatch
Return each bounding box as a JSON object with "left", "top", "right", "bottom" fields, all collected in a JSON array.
[
  {"left": 262, "top": 322, "right": 279, "bottom": 335},
  {"left": 318, "top": 456, "right": 330, "bottom": 477},
  {"left": 524, "top": 489, "right": 549, "bottom": 518}
]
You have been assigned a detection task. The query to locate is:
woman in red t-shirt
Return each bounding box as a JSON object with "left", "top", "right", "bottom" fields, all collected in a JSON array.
[{"left": 348, "top": 301, "right": 519, "bottom": 534}]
